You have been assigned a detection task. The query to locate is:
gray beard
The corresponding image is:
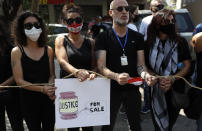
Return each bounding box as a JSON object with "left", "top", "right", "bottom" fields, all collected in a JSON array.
[{"left": 116, "top": 21, "right": 127, "bottom": 27}]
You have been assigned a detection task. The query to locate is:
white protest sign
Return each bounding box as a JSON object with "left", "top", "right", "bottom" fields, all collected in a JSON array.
[{"left": 55, "top": 78, "right": 110, "bottom": 129}]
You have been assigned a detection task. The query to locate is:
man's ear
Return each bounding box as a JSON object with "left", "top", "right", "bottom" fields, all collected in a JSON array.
[{"left": 109, "top": 10, "right": 113, "bottom": 17}]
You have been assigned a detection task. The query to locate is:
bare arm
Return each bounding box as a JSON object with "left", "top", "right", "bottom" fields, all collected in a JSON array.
[
  {"left": 96, "top": 50, "right": 129, "bottom": 85},
  {"left": 0, "top": 77, "right": 14, "bottom": 86},
  {"left": 137, "top": 50, "right": 157, "bottom": 86},
  {"left": 55, "top": 35, "right": 78, "bottom": 74},
  {"left": 47, "top": 46, "right": 56, "bottom": 83}
]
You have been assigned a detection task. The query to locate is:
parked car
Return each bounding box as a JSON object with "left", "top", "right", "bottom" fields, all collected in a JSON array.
[{"left": 135, "top": 8, "right": 195, "bottom": 59}]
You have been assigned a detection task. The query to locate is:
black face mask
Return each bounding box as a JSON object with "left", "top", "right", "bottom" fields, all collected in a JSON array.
[{"left": 160, "top": 24, "right": 175, "bottom": 35}]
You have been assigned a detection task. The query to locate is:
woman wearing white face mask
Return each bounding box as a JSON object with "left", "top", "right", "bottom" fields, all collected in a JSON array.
[
  {"left": 11, "top": 11, "right": 56, "bottom": 131},
  {"left": 55, "top": 4, "right": 96, "bottom": 131}
]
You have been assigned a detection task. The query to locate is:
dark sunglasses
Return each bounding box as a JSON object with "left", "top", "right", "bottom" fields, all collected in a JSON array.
[
  {"left": 156, "top": 4, "right": 164, "bottom": 10},
  {"left": 111, "top": 6, "right": 130, "bottom": 12},
  {"left": 24, "top": 22, "right": 41, "bottom": 30},
  {"left": 65, "top": 17, "right": 82, "bottom": 25}
]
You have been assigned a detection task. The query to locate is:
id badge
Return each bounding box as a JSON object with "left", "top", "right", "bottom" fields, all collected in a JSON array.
[{"left": 121, "top": 55, "right": 128, "bottom": 66}]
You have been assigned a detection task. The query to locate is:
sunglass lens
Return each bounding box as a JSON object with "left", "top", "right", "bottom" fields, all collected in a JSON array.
[
  {"left": 117, "top": 6, "right": 123, "bottom": 12},
  {"left": 66, "top": 18, "right": 74, "bottom": 25},
  {"left": 24, "top": 23, "right": 33, "bottom": 30},
  {"left": 75, "top": 17, "right": 82, "bottom": 24},
  {"left": 33, "top": 22, "right": 41, "bottom": 29},
  {"left": 125, "top": 6, "right": 130, "bottom": 12}
]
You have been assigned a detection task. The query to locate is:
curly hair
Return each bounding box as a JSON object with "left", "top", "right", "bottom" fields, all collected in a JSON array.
[
  {"left": 11, "top": 11, "right": 47, "bottom": 47},
  {"left": 61, "top": 4, "right": 83, "bottom": 20},
  {"left": 146, "top": 9, "right": 182, "bottom": 48}
]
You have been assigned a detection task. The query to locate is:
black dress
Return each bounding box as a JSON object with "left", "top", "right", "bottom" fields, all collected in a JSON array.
[{"left": 19, "top": 45, "right": 55, "bottom": 131}]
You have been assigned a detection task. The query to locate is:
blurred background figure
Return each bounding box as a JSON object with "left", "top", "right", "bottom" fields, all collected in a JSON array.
[
  {"left": 0, "top": 19, "right": 24, "bottom": 131},
  {"left": 127, "top": 5, "right": 138, "bottom": 32}
]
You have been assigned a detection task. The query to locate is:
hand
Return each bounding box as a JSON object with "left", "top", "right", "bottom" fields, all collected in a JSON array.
[
  {"left": 116, "top": 73, "right": 129, "bottom": 85},
  {"left": 145, "top": 73, "right": 157, "bottom": 86},
  {"left": 76, "top": 69, "right": 90, "bottom": 82},
  {"left": 88, "top": 73, "right": 96, "bottom": 80},
  {"left": 43, "top": 86, "right": 57, "bottom": 97},
  {"left": 159, "top": 77, "right": 172, "bottom": 92}
]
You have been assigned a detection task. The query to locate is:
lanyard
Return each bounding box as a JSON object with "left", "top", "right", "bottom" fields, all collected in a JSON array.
[{"left": 112, "top": 28, "right": 128, "bottom": 53}]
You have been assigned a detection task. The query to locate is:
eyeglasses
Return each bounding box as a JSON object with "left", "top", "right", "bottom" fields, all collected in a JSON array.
[
  {"left": 64, "top": 17, "right": 82, "bottom": 25},
  {"left": 111, "top": 6, "right": 130, "bottom": 12},
  {"left": 24, "top": 22, "right": 41, "bottom": 30}
]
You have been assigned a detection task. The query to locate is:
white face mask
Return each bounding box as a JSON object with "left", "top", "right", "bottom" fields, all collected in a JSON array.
[{"left": 24, "top": 27, "right": 42, "bottom": 42}]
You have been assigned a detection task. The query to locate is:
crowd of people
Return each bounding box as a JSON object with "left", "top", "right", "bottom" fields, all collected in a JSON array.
[{"left": 0, "top": 0, "right": 202, "bottom": 131}]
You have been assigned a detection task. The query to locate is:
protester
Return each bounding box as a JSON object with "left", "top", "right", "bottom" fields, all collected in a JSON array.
[
  {"left": 139, "top": 0, "right": 164, "bottom": 40},
  {"left": 145, "top": 9, "right": 191, "bottom": 131},
  {"left": 55, "top": 4, "right": 96, "bottom": 131},
  {"left": 139, "top": 0, "right": 165, "bottom": 114},
  {"left": 11, "top": 11, "right": 56, "bottom": 131},
  {"left": 0, "top": 20, "right": 24, "bottom": 131},
  {"left": 95, "top": 0, "right": 156, "bottom": 130},
  {"left": 189, "top": 23, "right": 202, "bottom": 131},
  {"left": 127, "top": 5, "right": 138, "bottom": 31}
]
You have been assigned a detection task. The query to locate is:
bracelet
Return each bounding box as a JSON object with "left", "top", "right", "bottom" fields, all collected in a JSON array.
[{"left": 141, "top": 72, "right": 147, "bottom": 80}]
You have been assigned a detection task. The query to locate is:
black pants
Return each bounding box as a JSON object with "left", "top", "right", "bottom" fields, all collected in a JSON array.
[
  {"left": 68, "top": 127, "right": 93, "bottom": 131},
  {"left": 150, "top": 90, "right": 180, "bottom": 131},
  {"left": 0, "top": 89, "right": 24, "bottom": 131},
  {"left": 21, "top": 90, "right": 55, "bottom": 131},
  {"left": 101, "top": 87, "right": 141, "bottom": 131}
]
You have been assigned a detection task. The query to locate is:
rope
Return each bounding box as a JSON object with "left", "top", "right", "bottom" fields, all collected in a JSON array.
[
  {"left": 0, "top": 70, "right": 201, "bottom": 90},
  {"left": 0, "top": 70, "right": 105, "bottom": 89},
  {"left": 156, "top": 75, "right": 202, "bottom": 90}
]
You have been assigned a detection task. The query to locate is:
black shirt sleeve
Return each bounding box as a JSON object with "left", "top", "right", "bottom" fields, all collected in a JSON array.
[
  {"left": 95, "top": 31, "right": 108, "bottom": 51},
  {"left": 178, "top": 37, "right": 191, "bottom": 62}
]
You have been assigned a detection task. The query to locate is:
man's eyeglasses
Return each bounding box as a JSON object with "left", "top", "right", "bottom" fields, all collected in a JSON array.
[
  {"left": 64, "top": 17, "right": 82, "bottom": 25},
  {"left": 111, "top": 6, "right": 130, "bottom": 12},
  {"left": 24, "top": 22, "right": 41, "bottom": 30}
]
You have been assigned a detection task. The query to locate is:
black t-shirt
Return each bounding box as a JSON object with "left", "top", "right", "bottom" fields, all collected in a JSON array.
[{"left": 95, "top": 28, "right": 144, "bottom": 88}]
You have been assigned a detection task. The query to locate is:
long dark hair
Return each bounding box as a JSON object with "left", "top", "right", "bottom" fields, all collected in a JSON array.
[
  {"left": 11, "top": 11, "right": 47, "bottom": 47},
  {"left": 0, "top": 20, "right": 10, "bottom": 55},
  {"left": 146, "top": 9, "right": 182, "bottom": 48}
]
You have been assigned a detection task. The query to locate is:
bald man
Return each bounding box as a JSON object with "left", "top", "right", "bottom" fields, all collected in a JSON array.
[{"left": 95, "top": 0, "right": 156, "bottom": 131}]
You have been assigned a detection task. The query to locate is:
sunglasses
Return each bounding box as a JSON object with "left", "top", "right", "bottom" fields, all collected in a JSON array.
[
  {"left": 111, "top": 6, "right": 130, "bottom": 12},
  {"left": 24, "top": 22, "right": 41, "bottom": 30},
  {"left": 65, "top": 17, "right": 82, "bottom": 25}
]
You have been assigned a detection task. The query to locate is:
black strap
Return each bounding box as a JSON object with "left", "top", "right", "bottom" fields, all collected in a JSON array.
[{"left": 161, "top": 47, "right": 175, "bottom": 71}]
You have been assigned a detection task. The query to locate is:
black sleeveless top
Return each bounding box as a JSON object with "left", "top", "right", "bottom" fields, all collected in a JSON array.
[
  {"left": 19, "top": 46, "right": 50, "bottom": 84},
  {"left": 60, "top": 36, "right": 92, "bottom": 78}
]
